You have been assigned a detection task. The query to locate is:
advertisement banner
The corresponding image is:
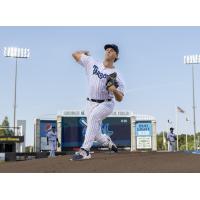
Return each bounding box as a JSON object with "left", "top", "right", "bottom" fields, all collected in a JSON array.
[
  {"left": 0, "top": 153, "right": 5, "bottom": 161},
  {"left": 61, "top": 117, "right": 131, "bottom": 149},
  {"left": 40, "top": 120, "right": 57, "bottom": 150},
  {"left": 0, "top": 136, "right": 24, "bottom": 143},
  {"left": 136, "top": 136, "right": 152, "bottom": 149},
  {"left": 40, "top": 137, "right": 51, "bottom": 150},
  {"left": 135, "top": 122, "right": 152, "bottom": 136}
]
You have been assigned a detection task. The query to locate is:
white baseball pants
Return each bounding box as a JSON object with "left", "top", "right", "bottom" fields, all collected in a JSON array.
[{"left": 81, "top": 100, "right": 114, "bottom": 151}]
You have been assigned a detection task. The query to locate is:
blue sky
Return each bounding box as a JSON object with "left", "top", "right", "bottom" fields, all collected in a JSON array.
[{"left": 0, "top": 27, "right": 200, "bottom": 146}]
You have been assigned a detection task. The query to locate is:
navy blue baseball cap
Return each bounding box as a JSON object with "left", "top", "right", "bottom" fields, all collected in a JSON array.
[{"left": 104, "top": 44, "right": 119, "bottom": 55}]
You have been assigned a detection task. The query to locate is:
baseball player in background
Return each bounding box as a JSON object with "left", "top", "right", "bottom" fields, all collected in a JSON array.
[
  {"left": 46, "top": 125, "right": 59, "bottom": 157},
  {"left": 167, "top": 127, "right": 177, "bottom": 152},
  {"left": 71, "top": 44, "right": 125, "bottom": 161}
]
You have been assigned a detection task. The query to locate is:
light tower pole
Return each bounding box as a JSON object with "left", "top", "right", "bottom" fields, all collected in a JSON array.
[
  {"left": 4, "top": 47, "right": 30, "bottom": 135},
  {"left": 184, "top": 54, "right": 199, "bottom": 150}
]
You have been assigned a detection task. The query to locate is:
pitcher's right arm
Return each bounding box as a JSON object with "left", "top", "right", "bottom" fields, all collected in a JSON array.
[{"left": 72, "top": 51, "right": 90, "bottom": 62}]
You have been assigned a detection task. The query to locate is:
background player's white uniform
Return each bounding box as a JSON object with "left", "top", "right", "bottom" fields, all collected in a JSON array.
[
  {"left": 167, "top": 131, "right": 177, "bottom": 152},
  {"left": 47, "top": 130, "right": 57, "bottom": 157},
  {"left": 79, "top": 54, "right": 125, "bottom": 151}
]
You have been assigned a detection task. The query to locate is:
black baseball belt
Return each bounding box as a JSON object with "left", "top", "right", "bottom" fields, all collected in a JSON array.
[{"left": 87, "top": 98, "right": 112, "bottom": 103}]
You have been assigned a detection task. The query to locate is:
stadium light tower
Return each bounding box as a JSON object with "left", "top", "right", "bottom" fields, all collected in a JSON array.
[
  {"left": 184, "top": 54, "right": 200, "bottom": 150},
  {"left": 3, "top": 47, "right": 30, "bottom": 135}
]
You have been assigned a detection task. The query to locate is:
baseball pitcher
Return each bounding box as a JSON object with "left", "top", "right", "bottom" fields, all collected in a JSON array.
[{"left": 71, "top": 44, "right": 125, "bottom": 161}]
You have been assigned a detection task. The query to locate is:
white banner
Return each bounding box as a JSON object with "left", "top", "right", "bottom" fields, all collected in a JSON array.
[
  {"left": 41, "top": 137, "right": 50, "bottom": 150},
  {"left": 0, "top": 153, "right": 5, "bottom": 161},
  {"left": 136, "top": 136, "right": 152, "bottom": 149}
]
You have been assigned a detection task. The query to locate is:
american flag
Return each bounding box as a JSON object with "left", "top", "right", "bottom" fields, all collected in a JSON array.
[
  {"left": 168, "top": 119, "right": 172, "bottom": 124},
  {"left": 177, "top": 106, "right": 185, "bottom": 113}
]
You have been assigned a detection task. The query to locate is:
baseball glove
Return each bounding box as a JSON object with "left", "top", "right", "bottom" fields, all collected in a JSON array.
[
  {"left": 57, "top": 141, "right": 61, "bottom": 148},
  {"left": 57, "top": 140, "right": 61, "bottom": 148},
  {"left": 106, "top": 72, "right": 119, "bottom": 90}
]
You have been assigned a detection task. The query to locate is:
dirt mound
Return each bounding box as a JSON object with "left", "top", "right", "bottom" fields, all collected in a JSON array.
[{"left": 0, "top": 151, "right": 200, "bottom": 173}]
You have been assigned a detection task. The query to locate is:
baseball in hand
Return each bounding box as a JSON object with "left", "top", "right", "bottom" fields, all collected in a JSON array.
[
  {"left": 80, "top": 50, "right": 90, "bottom": 56},
  {"left": 84, "top": 51, "right": 90, "bottom": 56}
]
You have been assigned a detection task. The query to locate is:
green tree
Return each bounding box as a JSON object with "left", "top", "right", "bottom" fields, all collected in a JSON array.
[
  {"left": 157, "top": 132, "right": 196, "bottom": 151},
  {"left": 157, "top": 132, "right": 167, "bottom": 150},
  {"left": 25, "top": 146, "right": 34, "bottom": 153},
  {"left": 0, "top": 117, "right": 14, "bottom": 136}
]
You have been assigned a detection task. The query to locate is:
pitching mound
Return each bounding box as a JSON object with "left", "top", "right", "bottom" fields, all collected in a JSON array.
[{"left": 0, "top": 151, "right": 200, "bottom": 173}]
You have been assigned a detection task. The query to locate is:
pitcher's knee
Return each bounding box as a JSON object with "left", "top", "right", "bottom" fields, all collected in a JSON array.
[{"left": 88, "top": 114, "right": 101, "bottom": 124}]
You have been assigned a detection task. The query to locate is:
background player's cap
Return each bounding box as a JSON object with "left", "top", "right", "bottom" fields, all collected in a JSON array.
[
  {"left": 104, "top": 44, "right": 119, "bottom": 55},
  {"left": 170, "top": 127, "right": 174, "bottom": 130}
]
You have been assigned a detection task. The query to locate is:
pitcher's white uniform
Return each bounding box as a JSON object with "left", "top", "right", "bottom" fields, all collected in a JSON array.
[{"left": 79, "top": 54, "right": 125, "bottom": 151}]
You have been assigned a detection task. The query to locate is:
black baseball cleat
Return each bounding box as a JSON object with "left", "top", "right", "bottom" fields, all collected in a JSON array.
[
  {"left": 108, "top": 139, "right": 118, "bottom": 153},
  {"left": 110, "top": 143, "right": 118, "bottom": 153},
  {"left": 71, "top": 148, "right": 91, "bottom": 161}
]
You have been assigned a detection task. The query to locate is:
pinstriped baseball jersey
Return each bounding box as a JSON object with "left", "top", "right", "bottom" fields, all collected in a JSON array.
[
  {"left": 79, "top": 54, "right": 125, "bottom": 100},
  {"left": 167, "top": 132, "right": 176, "bottom": 142},
  {"left": 46, "top": 130, "right": 57, "bottom": 142}
]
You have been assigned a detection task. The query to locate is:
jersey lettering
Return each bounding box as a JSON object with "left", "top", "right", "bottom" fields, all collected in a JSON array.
[{"left": 92, "top": 65, "right": 107, "bottom": 79}]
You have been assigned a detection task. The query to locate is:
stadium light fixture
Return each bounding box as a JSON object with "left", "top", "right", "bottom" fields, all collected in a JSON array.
[
  {"left": 4, "top": 47, "right": 30, "bottom": 58},
  {"left": 184, "top": 54, "right": 200, "bottom": 150},
  {"left": 3, "top": 47, "right": 30, "bottom": 135}
]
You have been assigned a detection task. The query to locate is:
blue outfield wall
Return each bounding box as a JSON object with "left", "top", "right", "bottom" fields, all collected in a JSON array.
[{"left": 61, "top": 117, "right": 131, "bottom": 150}]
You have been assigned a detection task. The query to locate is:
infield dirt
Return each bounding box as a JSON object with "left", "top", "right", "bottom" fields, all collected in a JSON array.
[{"left": 0, "top": 151, "right": 200, "bottom": 173}]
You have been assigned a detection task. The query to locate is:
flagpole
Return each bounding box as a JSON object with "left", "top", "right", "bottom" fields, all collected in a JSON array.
[
  {"left": 186, "top": 116, "right": 189, "bottom": 151},
  {"left": 167, "top": 120, "right": 169, "bottom": 151},
  {"left": 186, "top": 133, "right": 188, "bottom": 151},
  {"left": 176, "top": 106, "right": 179, "bottom": 151},
  {"left": 167, "top": 120, "right": 170, "bottom": 151}
]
